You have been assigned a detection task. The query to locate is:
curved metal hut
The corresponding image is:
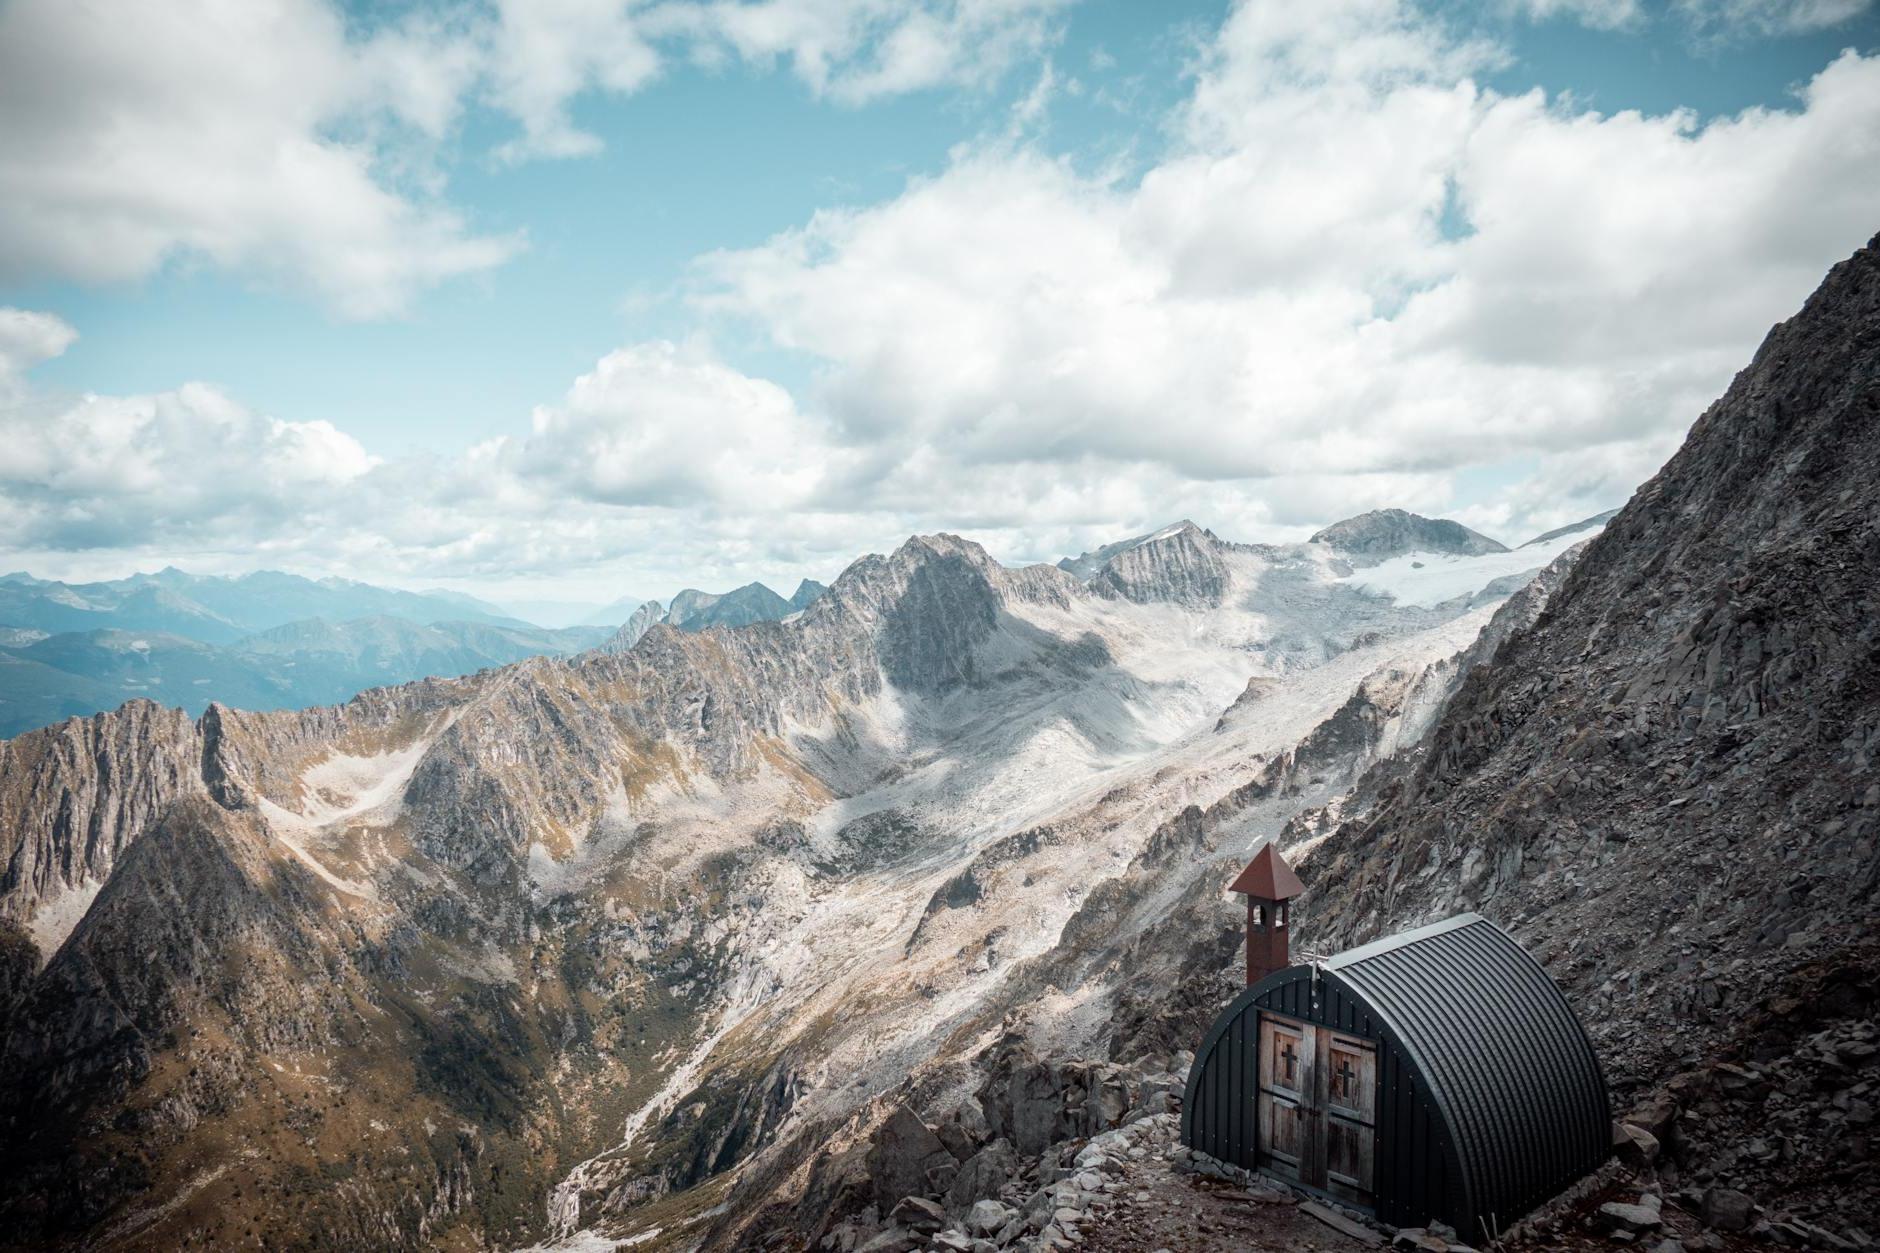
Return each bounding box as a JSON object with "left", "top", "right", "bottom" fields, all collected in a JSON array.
[{"left": 1182, "top": 910, "right": 1610, "bottom": 1241}]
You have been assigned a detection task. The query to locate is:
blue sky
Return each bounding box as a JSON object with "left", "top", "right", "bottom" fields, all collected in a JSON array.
[{"left": 2, "top": 0, "right": 1878, "bottom": 608}]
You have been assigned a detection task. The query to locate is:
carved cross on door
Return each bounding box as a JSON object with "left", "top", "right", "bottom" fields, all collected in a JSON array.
[
  {"left": 1280, "top": 1039, "right": 1298, "bottom": 1082},
  {"left": 1333, "top": 1056, "right": 1355, "bottom": 1098}
]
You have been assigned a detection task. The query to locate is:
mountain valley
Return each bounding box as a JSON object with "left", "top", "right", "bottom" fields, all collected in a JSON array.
[{"left": 0, "top": 499, "right": 1597, "bottom": 1250}]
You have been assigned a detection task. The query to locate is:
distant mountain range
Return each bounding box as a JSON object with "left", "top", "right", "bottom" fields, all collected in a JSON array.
[
  {"left": 602, "top": 578, "right": 830, "bottom": 650},
  {"left": 0, "top": 567, "right": 526, "bottom": 642},
  {"left": 0, "top": 616, "right": 613, "bottom": 739},
  {"left": 0, "top": 566, "right": 844, "bottom": 739},
  {"left": 2, "top": 520, "right": 1590, "bottom": 743}
]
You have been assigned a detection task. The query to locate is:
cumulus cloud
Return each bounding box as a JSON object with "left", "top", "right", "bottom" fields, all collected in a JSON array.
[
  {"left": 511, "top": 340, "right": 842, "bottom": 508},
  {"left": 0, "top": 0, "right": 1072, "bottom": 309},
  {"left": 696, "top": 0, "right": 1880, "bottom": 541},
  {"left": 0, "top": 0, "right": 518, "bottom": 318},
  {"left": 0, "top": 381, "right": 377, "bottom": 551},
  {"left": 0, "top": 324, "right": 866, "bottom": 593},
  {"left": 4, "top": 0, "right": 1879, "bottom": 594}
]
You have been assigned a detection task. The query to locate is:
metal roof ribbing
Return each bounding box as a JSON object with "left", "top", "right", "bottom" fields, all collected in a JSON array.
[{"left": 1323, "top": 913, "right": 1609, "bottom": 1237}]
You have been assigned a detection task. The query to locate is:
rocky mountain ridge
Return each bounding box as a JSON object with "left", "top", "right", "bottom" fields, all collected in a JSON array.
[
  {"left": 0, "top": 496, "right": 1582, "bottom": 1250},
  {"left": 1282, "top": 231, "right": 1880, "bottom": 1239}
]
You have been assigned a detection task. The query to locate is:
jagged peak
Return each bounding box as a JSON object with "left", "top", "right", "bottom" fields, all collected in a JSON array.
[{"left": 1057, "top": 518, "right": 1225, "bottom": 583}]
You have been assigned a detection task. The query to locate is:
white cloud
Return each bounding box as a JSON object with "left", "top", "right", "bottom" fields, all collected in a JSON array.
[
  {"left": 0, "top": 325, "right": 864, "bottom": 594},
  {"left": 1675, "top": 0, "right": 1875, "bottom": 34},
  {"left": 0, "top": 0, "right": 520, "bottom": 318},
  {"left": 696, "top": 0, "right": 1880, "bottom": 542},
  {"left": 1502, "top": 0, "right": 1645, "bottom": 29},
  {"left": 662, "top": 0, "right": 1073, "bottom": 102},
  {"left": 0, "top": 380, "right": 377, "bottom": 551},
  {"left": 485, "top": 0, "right": 664, "bottom": 162},
  {"left": 0, "top": 0, "right": 1070, "bottom": 313},
  {"left": 4, "top": 0, "right": 1879, "bottom": 595},
  {"left": 511, "top": 340, "right": 841, "bottom": 507},
  {"left": 0, "top": 308, "right": 77, "bottom": 393}
]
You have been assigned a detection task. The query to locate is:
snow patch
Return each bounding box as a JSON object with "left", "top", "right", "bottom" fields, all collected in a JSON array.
[
  {"left": 297, "top": 739, "right": 433, "bottom": 826},
  {"left": 1337, "top": 524, "right": 1604, "bottom": 608},
  {"left": 252, "top": 732, "right": 447, "bottom": 901}
]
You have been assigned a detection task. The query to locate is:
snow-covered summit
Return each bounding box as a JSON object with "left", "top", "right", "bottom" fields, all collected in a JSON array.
[{"left": 1308, "top": 508, "right": 1508, "bottom": 564}]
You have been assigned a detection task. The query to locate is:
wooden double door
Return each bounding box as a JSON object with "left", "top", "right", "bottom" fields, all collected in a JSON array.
[{"left": 1256, "top": 1012, "right": 1378, "bottom": 1207}]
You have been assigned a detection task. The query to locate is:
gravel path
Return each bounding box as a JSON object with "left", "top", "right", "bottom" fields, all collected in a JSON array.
[{"left": 1075, "top": 1154, "right": 1374, "bottom": 1253}]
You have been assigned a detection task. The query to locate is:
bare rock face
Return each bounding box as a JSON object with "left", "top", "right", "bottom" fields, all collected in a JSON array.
[
  {"left": 1309, "top": 507, "right": 1508, "bottom": 563},
  {"left": 602, "top": 600, "right": 665, "bottom": 651},
  {"left": 866, "top": 1105, "right": 959, "bottom": 1211},
  {"left": 1088, "top": 523, "right": 1231, "bottom": 607},
  {"left": 0, "top": 700, "right": 203, "bottom": 940},
  {"left": 1303, "top": 232, "right": 1880, "bottom": 1233}
]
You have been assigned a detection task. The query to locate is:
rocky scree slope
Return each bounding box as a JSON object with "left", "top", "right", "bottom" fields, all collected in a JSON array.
[
  {"left": 691, "top": 239, "right": 1880, "bottom": 1253},
  {"left": 695, "top": 589, "right": 1567, "bottom": 1251},
  {"left": 1284, "top": 234, "right": 1880, "bottom": 1239}
]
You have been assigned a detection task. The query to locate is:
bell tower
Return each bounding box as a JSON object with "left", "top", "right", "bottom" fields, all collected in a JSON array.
[{"left": 1229, "top": 842, "right": 1305, "bottom": 986}]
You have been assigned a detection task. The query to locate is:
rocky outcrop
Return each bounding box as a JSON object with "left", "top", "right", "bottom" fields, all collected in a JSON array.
[
  {"left": 1057, "top": 523, "right": 1199, "bottom": 582},
  {"left": 602, "top": 600, "right": 665, "bottom": 651},
  {"left": 0, "top": 700, "right": 203, "bottom": 946},
  {"left": 867, "top": 1105, "right": 963, "bottom": 1211},
  {"left": 975, "top": 1038, "right": 1182, "bottom": 1158},
  {"left": 814, "top": 1065, "right": 1187, "bottom": 1253}
]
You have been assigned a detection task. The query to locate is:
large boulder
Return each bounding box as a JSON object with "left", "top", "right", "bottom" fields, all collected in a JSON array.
[
  {"left": 967, "top": 1199, "right": 1017, "bottom": 1238},
  {"left": 1701, "top": 1187, "right": 1756, "bottom": 1232},
  {"left": 888, "top": 1195, "right": 946, "bottom": 1234},
  {"left": 867, "top": 1105, "right": 959, "bottom": 1210},
  {"left": 945, "top": 1138, "right": 1018, "bottom": 1214},
  {"left": 976, "top": 1039, "right": 1135, "bottom": 1156}
]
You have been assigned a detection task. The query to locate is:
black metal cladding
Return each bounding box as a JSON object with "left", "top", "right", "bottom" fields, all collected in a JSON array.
[{"left": 1181, "top": 913, "right": 1609, "bottom": 1240}]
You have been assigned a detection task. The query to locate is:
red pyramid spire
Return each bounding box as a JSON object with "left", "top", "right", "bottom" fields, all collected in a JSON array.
[{"left": 1228, "top": 841, "right": 1305, "bottom": 900}]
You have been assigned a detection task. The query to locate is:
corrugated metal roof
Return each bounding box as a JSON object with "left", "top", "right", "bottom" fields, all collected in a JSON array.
[{"left": 1323, "top": 913, "right": 1610, "bottom": 1236}]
